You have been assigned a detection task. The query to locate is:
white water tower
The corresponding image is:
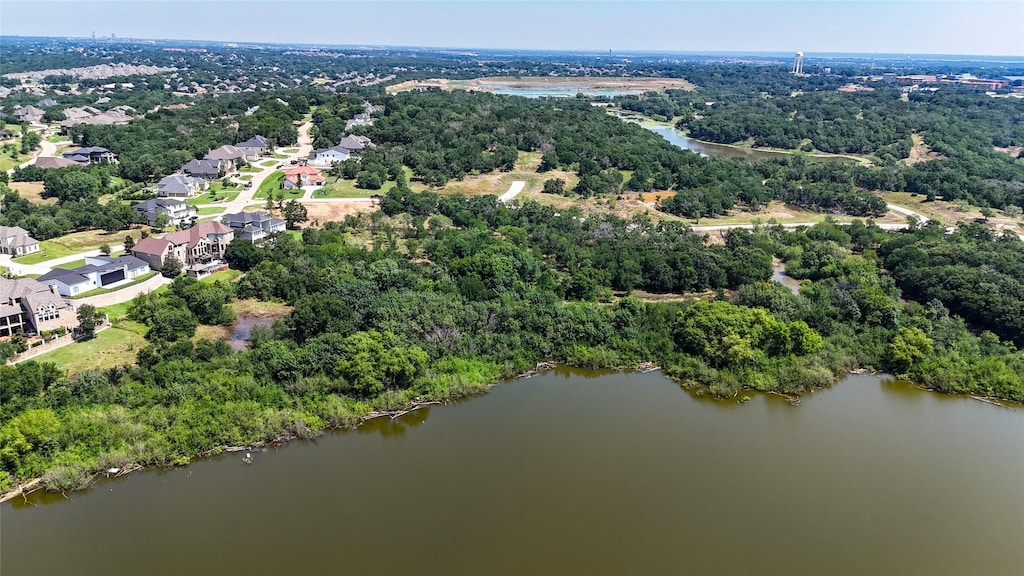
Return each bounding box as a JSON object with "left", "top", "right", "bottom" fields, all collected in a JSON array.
[{"left": 792, "top": 51, "right": 805, "bottom": 75}]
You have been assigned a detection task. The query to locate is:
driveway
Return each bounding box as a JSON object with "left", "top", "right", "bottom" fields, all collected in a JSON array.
[
  {"left": 2, "top": 244, "right": 125, "bottom": 276},
  {"left": 76, "top": 273, "right": 171, "bottom": 308}
]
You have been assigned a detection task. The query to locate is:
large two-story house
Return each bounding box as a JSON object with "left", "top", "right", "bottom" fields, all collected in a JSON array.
[
  {"left": 235, "top": 135, "right": 269, "bottom": 160},
  {"left": 133, "top": 198, "right": 198, "bottom": 227},
  {"left": 37, "top": 256, "right": 151, "bottom": 297},
  {"left": 131, "top": 220, "right": 233, "bottom": 274},
  {"left": 204, "top": 145, "right": 247, "bottom": 172},
  {"left": 307, "top": 145, "right": 350, "bottom": 167},
  {"left": 62, "top": 146, "right": 117, "bottom": 164},
  {"left": 221, "top": 211, "right": 287, "bottom": 243},
  {"left": 0, "top": 226, "right": 40, "bottom": 257},
  {"left": 157, "top": 174, "right": 209, "bottom": 198},
  {"left": 0, "top": 277, "right": 79, "bottom": 337},
  {"left": 182, "top": 159, "right": 222, "bottom": 179}
]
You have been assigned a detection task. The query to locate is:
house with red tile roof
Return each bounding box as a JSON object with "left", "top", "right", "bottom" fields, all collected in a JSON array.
[{"left": 282, "top": 165, "right": 325, "bottom": 189}]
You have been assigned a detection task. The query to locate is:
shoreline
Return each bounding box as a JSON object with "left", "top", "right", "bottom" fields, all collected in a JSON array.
[{"left": 2, "top": 360, "right": 1017, "bottom": 504}]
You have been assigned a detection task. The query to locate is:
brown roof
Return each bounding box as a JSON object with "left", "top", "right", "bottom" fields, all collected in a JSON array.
[
  {"left": 34, "top": 156, "right": 82, "bottom": 169},
  {"left": 131, "top": 236, "right": 171, "bottom": 256},
  {"left": 162, "top": 220, "right": 232, "bottom": 249}
]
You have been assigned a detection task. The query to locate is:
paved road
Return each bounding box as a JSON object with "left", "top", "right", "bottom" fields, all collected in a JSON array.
[
  {"left": 886, "top": 203, "right": 930, "bottom": 224},
  {"left": 205, "top": 121, "right": 315, "bottom": 215},
  {"left": 498, "top": 181, "right": 527, "bottom": 204},
  {"left": 4, "top": 128, "right": 58, "bottom": 175}
]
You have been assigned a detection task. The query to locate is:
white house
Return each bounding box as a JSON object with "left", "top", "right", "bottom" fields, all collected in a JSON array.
[
  {"left": 308, "top": 145, "right": 350, "bottom": 167},
  {"left": 133, "top": 198, "right": 198, "bottom": 227},
  {"left": 37, "top": 256, "right": 150, "bottom": 297},
  {"left": 221, "top": 211, "right": 287, "bottom": 243}
]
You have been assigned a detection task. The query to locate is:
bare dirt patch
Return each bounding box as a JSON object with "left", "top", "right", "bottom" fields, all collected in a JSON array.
[
  {"left": 8, "top": 181, "right": 56, "bottom": 205},
  {"left": 301, "top": 201, "right": 377, "bottom": 224},
  {"left": 993, "top": 145, "right": 1022, "bottom": 158},
  {"left": 901, "top": 133, "right": 944, "bottom": 166}
]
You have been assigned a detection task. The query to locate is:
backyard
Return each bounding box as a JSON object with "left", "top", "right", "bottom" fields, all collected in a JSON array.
[{"left": 13, "top": 229, "right": 145, "bottom": 264}]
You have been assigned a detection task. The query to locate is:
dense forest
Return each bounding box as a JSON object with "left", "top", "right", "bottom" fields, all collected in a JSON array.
[{"left": 3, "top": 193, "right": 1022, "bottom": 493}]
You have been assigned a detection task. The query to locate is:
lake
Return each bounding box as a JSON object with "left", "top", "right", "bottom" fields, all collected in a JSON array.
[
  {"left": 2, "top": 370, "right": 1021, "bottom": 575},
  {"left": 645, "top": 124, "right": 854, "bottom": 163}
]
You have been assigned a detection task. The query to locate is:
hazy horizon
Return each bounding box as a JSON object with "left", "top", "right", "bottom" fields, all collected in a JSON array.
[{"left": 2, "top": 1, "right": 1022, "bottom": 58}]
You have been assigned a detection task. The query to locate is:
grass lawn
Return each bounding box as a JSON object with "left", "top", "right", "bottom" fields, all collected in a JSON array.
[
  {"left": 238, "top": 175, "right": 253, "bottom": 181},
  {"left": 14, "top": 229, "right": 144, "bottom": 264},
  {"left": 314, "top": 178, "right": 378, "bottom": 198},
  {"left": 269, "top": 152, "right": 288, "bottom": 159},
  {"left": 196, "top": 206, "right": 226, "bottom": 216},
  {"left": 49, "top": 135, "right": 71, "bottom": 143},
  {"left": 199, "top": 269, "right": 243, "bottom": 284},
  {"left": 239, "top": 165, "right": 260, "bottom": 173},
  {"left": 30, "top": 324, "right": 147, "bottom": 375},
  {"left": 72, "top": 271, "right": 159, "bottom": 299},
  {"left": 280, "top": 148, "right": 299, "bottom": 154},
  {"left": 0, "top": 150, "right": 32, "bottom": 172},
  {"left": 259, "top": 159, "right": 279, "bottom": 167},
  {"left": 186, "top": 189, "right": 240, "bottom": 206},
  {"left": 254, "top": 172, "right": 299, "bottom": 199}
]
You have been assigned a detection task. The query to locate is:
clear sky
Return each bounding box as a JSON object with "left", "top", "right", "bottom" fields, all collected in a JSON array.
[{"left": 2, "top": 1, "right": 1022, "bottom": 57}]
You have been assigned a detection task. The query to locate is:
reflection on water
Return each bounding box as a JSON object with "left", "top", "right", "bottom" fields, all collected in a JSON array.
[
  {"left": 227, "top": 314, "right": 279, "bottom": 350},
  {"left": 3, "top": 371, "right": 1022, "bottom": 576}
]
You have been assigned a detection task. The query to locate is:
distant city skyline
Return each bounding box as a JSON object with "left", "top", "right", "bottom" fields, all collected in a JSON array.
[{"left": 2, "top": 1, "right": 1022, "bottom": 57}]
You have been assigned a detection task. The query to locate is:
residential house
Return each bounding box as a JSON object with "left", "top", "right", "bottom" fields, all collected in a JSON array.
[
  {"left": 133, "top": 198, "right": 198, "bottom": 227},
  {"left": 58, "top": 110, "right": 131, "bottom": 134},
  {"left": 0, "top": 129, "right": 12, "bottom": 140},
  {"left": 0, "top": 226, "right": 40, "bottom": 257},
  {"left": 282, "top": 165, "right": 325, "bottom": 189},
  {"left": 182, "top": 159, "right": 222, "bottom": 179},
  {"left": 157, "top": 174, "right": 209, "bottom": 198},
  {"left": 221, "top": 211, "right": 286, "bottom": 243},
  {"left": 33, "top": 156, "right": 82, "bottom": 169},
  {"left": 0, "top": 277, "right": 78, "bottom": 337},
  {"left": 308, "top": 145, "right": 350, "bottom": 167},
  {"left": 131, "top": 220, "right": 233, "bottom": 274},
  {"left": 204, "top": 145, "right": 246, "bottom": 172},
  {"left": 37, "top": 256, "right": 151, "bottom": 297},
  {"left": 13, "top": 105, "right": 44, "bottom": 123},
  {"left": 62, "top": 146, "right": 117, "bottom": 164},
  {"left": 61, "top": 106, "right": 102, "bottom": 122},
  {"left": 337, "top": 135, "right": 373, "bottom": 153},
  {"left": 37, "top": 99, "right": 58, "bottom": 108},
  {"left": 235, "top": 135, "right": 269, "bottom": 160}
]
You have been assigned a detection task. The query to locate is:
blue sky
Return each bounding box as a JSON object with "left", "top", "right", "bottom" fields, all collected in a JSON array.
[{"left": 2, "top": 1, "right": 1022, "bottom": 56}]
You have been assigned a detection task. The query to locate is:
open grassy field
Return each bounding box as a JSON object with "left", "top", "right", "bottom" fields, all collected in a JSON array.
[
  {"left": 13, "top": 229, "right": 145, "bottom": 264},
  {"left": 315, "top": 177, "right": 377, "bottom": 198},
  {"left": 30, "top": 324, "right": 147, "bottom": 375},
  {"left": 254, "top": 172, "right": 305, "bottom": 200},
  {"left": 7, "top": 181, "right": 56, "bottom": 205}
]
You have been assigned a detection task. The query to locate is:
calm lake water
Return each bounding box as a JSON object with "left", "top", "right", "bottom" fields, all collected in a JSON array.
[
  {"left": 3, "top": 370, "right": 1022, "bottom": 575},
  {"left": 645, "top": 125, "right": 854, "bottom": 163},
  {"left": 227, "top": 313, "right": 277, "bottom": 351}
]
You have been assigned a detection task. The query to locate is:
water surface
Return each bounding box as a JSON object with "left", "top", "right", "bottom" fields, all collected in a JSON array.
[{"left": 2, "top": 371, "right": 1022, "bottom": 575}]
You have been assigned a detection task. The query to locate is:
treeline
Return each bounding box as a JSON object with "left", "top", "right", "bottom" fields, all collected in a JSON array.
[
  {"left": 0, "top": 174, "right": 139, "bottom": 240},
  {"left": 681, "top": 91, "right": 915, "bottom": 156},
  {"left": 72, "top": 94, "right": 303, "bottom": 182},
  {"left": 3, "top": 193, "right": 1023, "bottom": 495}
]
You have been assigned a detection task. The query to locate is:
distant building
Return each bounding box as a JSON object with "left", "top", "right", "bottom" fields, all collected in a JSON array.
[
  {"left": 235, "top": 135, "right": 269, "bottom": 160},
  {"left": 221, "top": 211, "right": 286, "bottom": 243},
  {"left": 37, "top": 256, "right": 151, "bottom": 297},
  {"left": 0, "top": 277, "right": 78, "bottom": 337},
  {"left": 182, "top": 159, "right": 222, "bottom": 179},
  {"left": 157, "top": 174, "right": 209, "bottom": 198},
  {"left": 133, "top": 198, "right": 198, "bottom": 227},
  {"left": 0, "top": 226, "right": 40, "bottom": 257},
  {"left": 13, "top": 105, "right": 45, "bottom": 123},
  {"left": 36, "top": 99, "right": 58, "bottom": 108}
]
